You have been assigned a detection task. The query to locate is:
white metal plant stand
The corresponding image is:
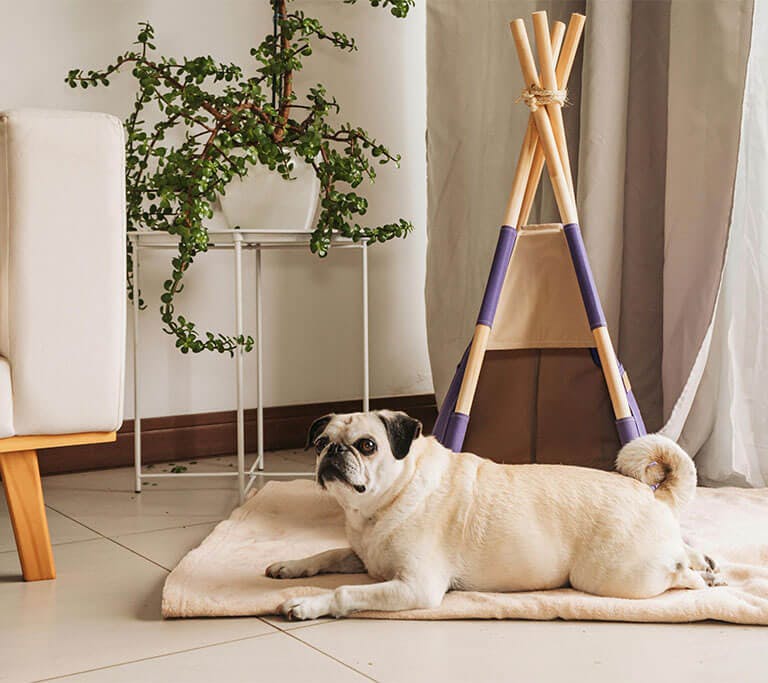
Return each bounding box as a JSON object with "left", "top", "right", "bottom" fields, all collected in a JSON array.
[{"left": 129, "top": 229, "right": 370, "bottom": 503}]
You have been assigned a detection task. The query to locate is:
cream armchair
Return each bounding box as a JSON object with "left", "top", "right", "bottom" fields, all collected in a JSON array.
[{"left": 0, "top": 109, "right": 126, "bottom": 580}]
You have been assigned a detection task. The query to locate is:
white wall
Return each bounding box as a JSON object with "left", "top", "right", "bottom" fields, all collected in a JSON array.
[{"left": 0, "top": 0, "right": 431, "bottom": 418}]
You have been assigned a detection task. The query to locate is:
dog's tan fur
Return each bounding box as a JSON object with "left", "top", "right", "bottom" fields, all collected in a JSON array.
[{"left": 266, "top": 411, "right": 723, "bottom": 620}]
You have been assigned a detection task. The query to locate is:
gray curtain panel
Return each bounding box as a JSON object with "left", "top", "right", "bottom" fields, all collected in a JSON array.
[{"left": 426, "top": 0, "right": 753, "bottom": 450}]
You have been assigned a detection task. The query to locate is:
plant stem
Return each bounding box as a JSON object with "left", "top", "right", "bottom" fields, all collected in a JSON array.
[{"left": 275, "top": 0, "right": 292, "bottom": 141}]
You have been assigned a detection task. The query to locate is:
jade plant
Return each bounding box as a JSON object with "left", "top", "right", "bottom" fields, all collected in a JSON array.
[{"left": 66, "top": 0, "right": 414, "bottom": 355}]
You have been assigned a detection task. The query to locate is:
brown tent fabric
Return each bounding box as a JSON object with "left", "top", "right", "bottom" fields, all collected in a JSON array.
[{"left": 465, "top": 349, "right": 619, "bottom": 469}]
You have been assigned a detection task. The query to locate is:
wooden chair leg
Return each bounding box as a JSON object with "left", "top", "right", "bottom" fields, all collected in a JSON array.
[{"left": 0, "top": 449, "right": 56, "bottom": 580}]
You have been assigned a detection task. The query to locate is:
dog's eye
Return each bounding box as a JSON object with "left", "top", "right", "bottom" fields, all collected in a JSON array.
[
  {"left": 355, "top": 438, "right": 376, "bottom": 456},
  {"left": 314, "top": 436, "right": 329, "bottom": 454}
]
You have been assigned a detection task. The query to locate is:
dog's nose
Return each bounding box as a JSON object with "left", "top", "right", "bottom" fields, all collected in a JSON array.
[{"left": 323, "top": 443, "right": 347, "bottom": 465}]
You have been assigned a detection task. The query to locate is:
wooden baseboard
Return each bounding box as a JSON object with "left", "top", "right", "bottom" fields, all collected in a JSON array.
[{"left": 37, "top": 395, "right": 437, "bottom": 476}]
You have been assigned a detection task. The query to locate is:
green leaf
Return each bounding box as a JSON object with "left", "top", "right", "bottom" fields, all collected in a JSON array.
[{"left": 68, "top": 17, "right": 413, "bottom": 357}]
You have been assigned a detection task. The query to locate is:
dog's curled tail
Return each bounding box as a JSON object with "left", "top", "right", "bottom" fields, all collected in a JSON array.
[{"left": 615, "top": 433, "right": 697, "bottom": 514}]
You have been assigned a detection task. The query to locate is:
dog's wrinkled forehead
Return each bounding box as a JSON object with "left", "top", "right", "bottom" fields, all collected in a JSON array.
[{"left": 322, "top": 413, "right": 386, "bottom": 443}]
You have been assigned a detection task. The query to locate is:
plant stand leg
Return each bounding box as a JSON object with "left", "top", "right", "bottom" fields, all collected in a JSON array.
[
  {"left": 256, "top": 246, "right": 264, "bottom": 472},
  {"left": 234, "top": 233, "right": 245, "bottom": 504},
  {"left": 362, "top": 241, "right": 370, "bottom": 412},
  {"left": 133, "top": 235, "right": 142, "bottom": 494},
  {"left": 0, "top": 450, "right": 56, "bottom": 581}
]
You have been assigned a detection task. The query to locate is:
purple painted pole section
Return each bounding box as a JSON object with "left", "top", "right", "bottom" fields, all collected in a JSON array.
[
  {"left": 437, "top": 225, "right": 518, "bottom": 452},
  {"left": 564, "top": 223, "right": 645, "bottom": 445},
  {"left": 562, "top": 223, "right": 606, "bottom": 329},
  {"left": 617, "top": 361, "right": 647, "bottom": 439},
  {"left": 616, "top": 417, "right": 641, "bottom": 446},
  {"left": 433, "top": 344, "right": 470, "bottom": 443},
  {"left": 443, "top": 412, "right": 469, "bottom": 453},
  {"left": 477, "top": 226, "right": 518, "bottom": 326},
  {"left": 626, "top": 387, "right": 647, "bottom": 436}
]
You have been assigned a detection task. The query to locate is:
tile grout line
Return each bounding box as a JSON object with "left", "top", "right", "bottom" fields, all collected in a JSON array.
[
  {"left": 7, "top": 509, "right": 220, "bottom": 552},
  {"left": 107, "top": 535, "right": 176, "bottom": 572},
  {"left": 0, "top": 534, "right": 99, "bottom": 554},
  {"left": 108, "top": 519, "right": 219, "bottom": 539},
  {"left": 264, "top": 618, "right": 338, "bottom": 633},
  {"left": 6, "top": 507, "right": 217, "bottom": 554},
  {"left": 281, "top": 624, "right": 380, "bottom": 682},
  {"left": 44, "top": 503, "right": 175, "bottom": 573},
  {"left": 33, "top": 629, "right": 286, "bottom": 682}
]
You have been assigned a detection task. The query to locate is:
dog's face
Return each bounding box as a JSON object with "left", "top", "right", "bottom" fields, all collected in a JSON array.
[{"left": 306, "top": 410, "right": 422, "bottom": 505}]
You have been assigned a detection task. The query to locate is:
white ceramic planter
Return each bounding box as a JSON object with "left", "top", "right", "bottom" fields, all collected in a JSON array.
[{"left": 219, "top": 153, "right": 320, "bottom": 231}]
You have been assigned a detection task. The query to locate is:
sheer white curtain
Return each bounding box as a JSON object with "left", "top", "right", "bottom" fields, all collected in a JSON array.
[{"left": 671, "top": 0, "right": 768, "bottom": 487}]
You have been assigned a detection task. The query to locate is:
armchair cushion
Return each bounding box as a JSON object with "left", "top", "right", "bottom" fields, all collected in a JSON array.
[
  {"left": 0, "top": 357, "right": 13, "bottom": 438},
  {"left": 0, "top": 109, "right": 125, "bottom": 436}
]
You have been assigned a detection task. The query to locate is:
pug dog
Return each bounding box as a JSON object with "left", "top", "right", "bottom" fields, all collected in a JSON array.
[{"left": 266, "top": 410, "right": 723, "bottom": 620}]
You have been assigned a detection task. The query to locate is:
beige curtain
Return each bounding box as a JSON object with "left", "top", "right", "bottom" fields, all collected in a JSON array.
[
  {"left": 426, "top": 0, "right": 753, "bottom": 444},
  {"left": 577, "top": 0, "right": 668, "bottom": 429}
]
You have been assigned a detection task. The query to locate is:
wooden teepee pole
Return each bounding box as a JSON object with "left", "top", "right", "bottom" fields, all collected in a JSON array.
[
  {"left": 533, "top": 11, "right": 576, "bottom": 201},
  {"left": 455, "top": 17, "right": 579, "bottom": 419},
  {"left": 510, "top": 18, "right": 577, "bottom": 224},
  {"left": 518, "top": 14, "right": 585, "bottom": 226},
  {"left": 510, "top": 15, "right": 632, "bottom": 422},
  {"left": 501, "top": 21, "right": 566, "bottom": 229}
]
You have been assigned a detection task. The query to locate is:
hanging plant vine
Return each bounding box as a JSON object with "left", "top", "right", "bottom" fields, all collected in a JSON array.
[{"left": 66, "top": 0, "right": 414, "bottom": 355}]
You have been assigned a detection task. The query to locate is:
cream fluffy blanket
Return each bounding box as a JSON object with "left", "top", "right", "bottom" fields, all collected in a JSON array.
[{"left": 162, "top": 480, "right": 768, "bottom": 623}]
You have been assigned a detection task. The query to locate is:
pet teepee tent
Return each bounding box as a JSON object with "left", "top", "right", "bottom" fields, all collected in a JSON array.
[{"left": 433, "top": 11, "right": 646, "bottom": 469}]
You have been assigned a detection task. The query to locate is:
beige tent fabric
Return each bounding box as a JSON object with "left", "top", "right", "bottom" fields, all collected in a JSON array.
[
  {"left": 163, "top": 479, "right": 768, "bottom": 624},
  {"left": 488, "top": 225, "right": 593, "bottom": 350},
  {"left": 426, "top": 1, "right": 754, "bottom": 443}
]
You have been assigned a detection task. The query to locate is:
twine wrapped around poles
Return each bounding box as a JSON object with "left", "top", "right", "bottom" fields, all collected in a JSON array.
[{"left": 516, "top": 84, "right": 568, "bottom": 111}]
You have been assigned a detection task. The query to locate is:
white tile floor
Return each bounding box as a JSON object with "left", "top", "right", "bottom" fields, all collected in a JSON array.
[{"left": 1, "top": 450, "right": 766, "bottom": 683}]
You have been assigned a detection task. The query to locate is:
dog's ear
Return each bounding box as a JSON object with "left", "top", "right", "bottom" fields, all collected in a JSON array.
[
  {"left": 305, "top": 414, "right": 333, "bottom": 450},
  {"left": 378, "top": 411, "right": 422, "bottom": 460}
]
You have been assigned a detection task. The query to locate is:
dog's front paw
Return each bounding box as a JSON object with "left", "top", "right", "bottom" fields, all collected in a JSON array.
[
  {"left": 265, "top": 560, "right": 314, "bottom": 579},
  {"left": 702, "top": 569, "right": 728, "bottom": 587},
  {"left": 280, "top": 593, "right": 334, "bottom": 621},
  {"left": 697, "top": 554, "right": 727, "bottom": 587}
]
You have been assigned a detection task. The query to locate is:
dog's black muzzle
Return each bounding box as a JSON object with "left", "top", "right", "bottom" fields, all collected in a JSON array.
[
  {"left": 317, "top": 443, "right": 350, "bottom": 488},
  {"left": 317, "top": 443, "right": 365, "bottom": 492}
]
